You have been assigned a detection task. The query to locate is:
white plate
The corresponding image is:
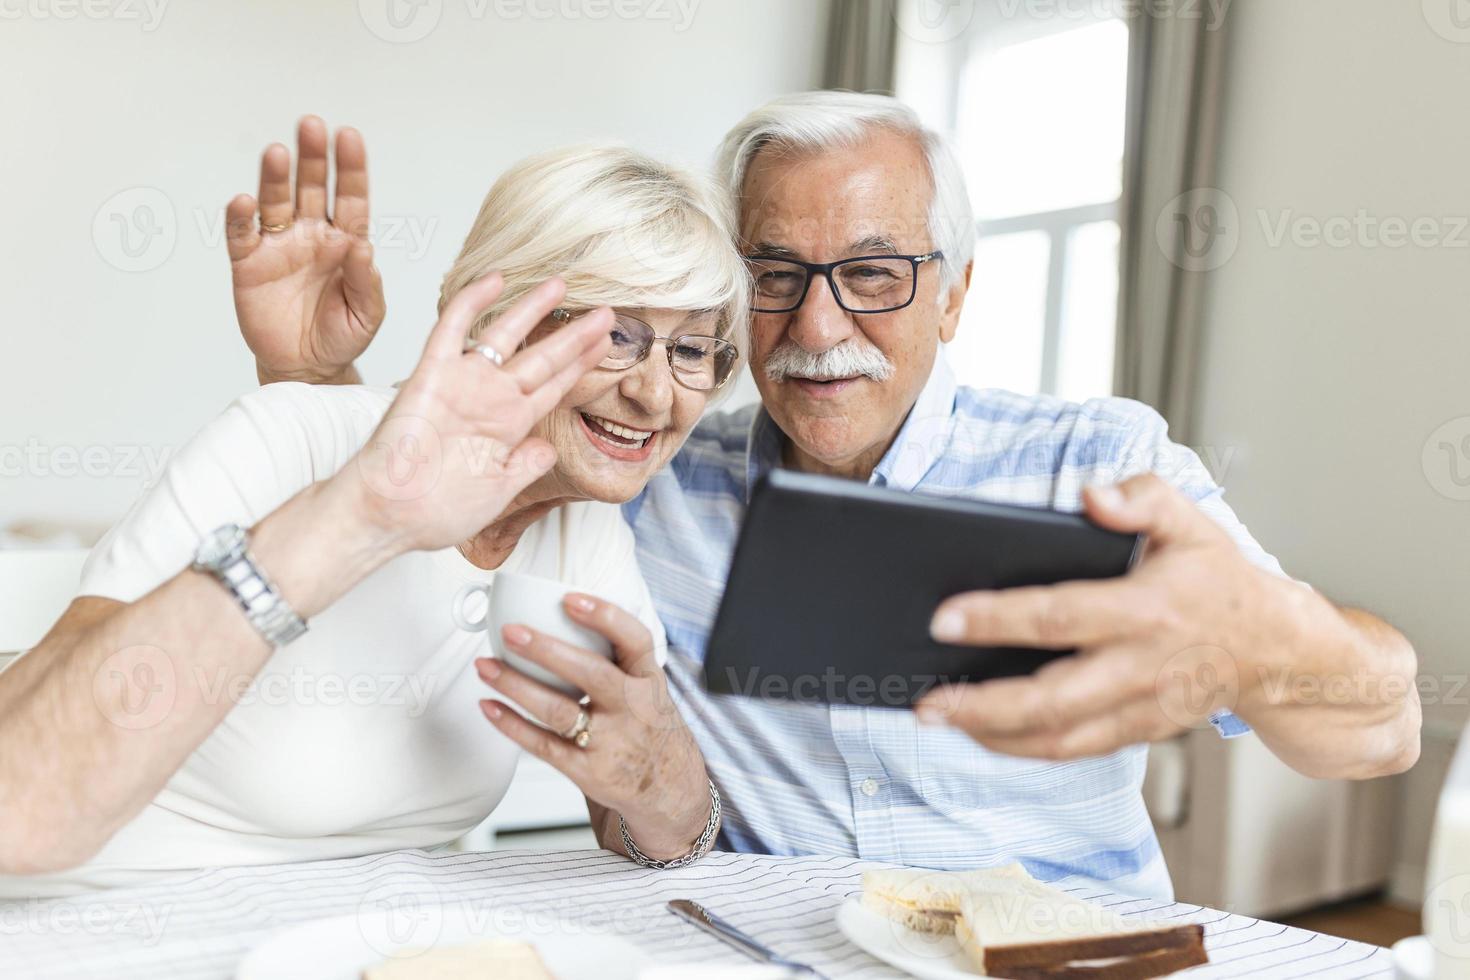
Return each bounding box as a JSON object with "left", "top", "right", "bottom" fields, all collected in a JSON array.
[
  {"left": 836, "top": 899, "right": 980, "bottom": 979},
  {"left": 237, "top": 898, "right": 652, "bottom": 980}
]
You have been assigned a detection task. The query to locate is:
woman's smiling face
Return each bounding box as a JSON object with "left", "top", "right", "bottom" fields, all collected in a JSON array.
[{"left": 533, "top": 307, "right": 727, "bottom": 503}]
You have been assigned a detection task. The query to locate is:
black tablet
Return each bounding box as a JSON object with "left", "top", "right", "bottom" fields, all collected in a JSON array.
[{"left": 702, "top": 469, "right": 1144, "bottom": 707}]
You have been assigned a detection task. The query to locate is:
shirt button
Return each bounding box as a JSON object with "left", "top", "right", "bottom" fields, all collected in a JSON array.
[{"left": 859, "top": 777, "right": 880, "bottom": 797}]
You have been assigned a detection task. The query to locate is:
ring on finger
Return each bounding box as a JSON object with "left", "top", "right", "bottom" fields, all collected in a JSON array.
[
  {"left": 562, "top": 707, "right": 591, "bottom": 746},
  {"left": 259, "top": 220, "right": 291, "bottom": 233},
  {"left": 463, "top": 339, "right": 505, "bottom": 367}
]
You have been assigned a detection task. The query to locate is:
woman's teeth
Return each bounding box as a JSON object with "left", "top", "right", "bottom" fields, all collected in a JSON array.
[{"left": 582, "top": 413, "right": 653, "bottom": 448}]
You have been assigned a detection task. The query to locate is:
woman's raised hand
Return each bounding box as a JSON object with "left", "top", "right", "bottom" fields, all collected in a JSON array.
[
  {"left": 341, "top": 274, "right": 612, "bottom": 554},
  {"left": 225, "top": 116, "right": 386, "bottom": 384}
]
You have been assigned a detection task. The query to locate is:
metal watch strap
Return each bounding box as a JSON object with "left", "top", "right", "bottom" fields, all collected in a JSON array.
[
  {"left": 203, "top": 531, "right": 308, "bottom": 648},
  {"left": 620, "top": 779, "right": 722, "bottom": 870}
]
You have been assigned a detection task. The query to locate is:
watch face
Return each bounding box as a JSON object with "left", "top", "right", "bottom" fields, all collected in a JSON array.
[{"left": 197, "top": 524, "right": 246, "bottom": 569}]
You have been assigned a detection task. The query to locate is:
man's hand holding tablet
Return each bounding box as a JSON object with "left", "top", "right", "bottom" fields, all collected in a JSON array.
[{"left": 914, "top": 473, "right": 1419, "bottom": 778}]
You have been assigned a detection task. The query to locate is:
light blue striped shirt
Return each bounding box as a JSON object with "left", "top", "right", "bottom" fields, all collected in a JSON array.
[{"left": 624, "top": 354, "right": 1280, "bottom": 900}]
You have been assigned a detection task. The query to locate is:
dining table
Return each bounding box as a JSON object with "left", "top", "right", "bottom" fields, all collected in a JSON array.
[{"left": 0, "top": 847, "right": 1396, "bottom": 979}]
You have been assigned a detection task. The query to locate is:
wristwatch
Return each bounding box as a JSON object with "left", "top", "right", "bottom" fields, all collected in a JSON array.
[{"left": 192, "top": 524, "right": 308, "bottom": 648}]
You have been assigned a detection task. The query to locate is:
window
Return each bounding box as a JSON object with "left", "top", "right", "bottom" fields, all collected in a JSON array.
[{"left": 897, "top": 8, "right": 1130, "bottom": 402}]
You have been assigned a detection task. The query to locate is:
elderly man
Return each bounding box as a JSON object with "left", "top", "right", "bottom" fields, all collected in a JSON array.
[{"left": 240, "top": 95, "right": 1419, "bottom": 900}]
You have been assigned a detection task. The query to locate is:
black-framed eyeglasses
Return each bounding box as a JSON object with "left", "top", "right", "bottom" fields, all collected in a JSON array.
[
  {"left": 745, "top": 251, "right": 944, "bottom": 314},
  {"left": 551, "top": 308, "right": 739, "bottom": 392}
]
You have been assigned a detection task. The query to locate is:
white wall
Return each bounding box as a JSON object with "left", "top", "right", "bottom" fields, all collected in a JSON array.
[
  {"left": 1197, "top": 0, "right": 1470, "bottom": 738},
  {"left": 1196, "top": 0, "right": 1470, "bottom": 897},
  {"left": 0, "top": 0, "right": 825, "bottom": 526}
]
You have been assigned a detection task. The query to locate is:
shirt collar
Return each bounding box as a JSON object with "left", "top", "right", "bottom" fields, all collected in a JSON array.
[{"left": 742, "top": 350, "right": 959, "bottom": 499}]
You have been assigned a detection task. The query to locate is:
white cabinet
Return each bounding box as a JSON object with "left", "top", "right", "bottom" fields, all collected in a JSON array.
[{"left": 1148, "top": 730, "right": 1399, "bottom": 918}]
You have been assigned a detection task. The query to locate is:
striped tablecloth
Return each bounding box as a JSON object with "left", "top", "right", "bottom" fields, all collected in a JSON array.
[{"left": 0, "top": 848, "right": 1393, "bottom": 979}]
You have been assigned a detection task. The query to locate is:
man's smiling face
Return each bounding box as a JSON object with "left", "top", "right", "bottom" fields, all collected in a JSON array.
[{"left": 738, "top": 128, "right": 969, "bottom": 479}]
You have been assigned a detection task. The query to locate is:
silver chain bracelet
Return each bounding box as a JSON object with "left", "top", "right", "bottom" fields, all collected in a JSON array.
[{"left": 619, "top": 779, "right": 722, "bottom": 870}]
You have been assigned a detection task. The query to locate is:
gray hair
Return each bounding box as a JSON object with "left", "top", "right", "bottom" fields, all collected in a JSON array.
[
  {"left": 715, "top": 90, "right": 975, "bottom": 291},
  {"left": 441, "top": 143, "right": 749, "bottom": 372}
]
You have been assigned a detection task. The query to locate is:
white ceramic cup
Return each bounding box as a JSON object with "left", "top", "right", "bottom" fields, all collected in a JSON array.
[{"left": 451, "top": 571, "right": 613, "bottom": 699}]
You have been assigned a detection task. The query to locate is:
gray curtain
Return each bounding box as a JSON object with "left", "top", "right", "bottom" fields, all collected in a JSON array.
[
  {"left": 1113, "top": 10, "right": 1233, "bottom": 441},
  {"left": 825, "top": 0, "right": 898, "bottom": 93}
]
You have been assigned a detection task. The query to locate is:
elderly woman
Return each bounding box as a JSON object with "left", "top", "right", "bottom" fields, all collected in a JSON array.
[{"left": 0, "top": 124, "right": 745, "bottom": 896}]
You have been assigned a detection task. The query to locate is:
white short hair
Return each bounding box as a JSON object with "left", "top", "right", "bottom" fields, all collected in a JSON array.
[
  {"left": 441, "top": 144, "right": 748, "bottom": 370},
  {"left": 715, "top": 90, "right": 975, "bottom": 291}
]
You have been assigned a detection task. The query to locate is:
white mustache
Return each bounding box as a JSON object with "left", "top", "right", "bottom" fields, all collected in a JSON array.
[{"left": 763, "top": 338, "right": 896, "bottom": 384}]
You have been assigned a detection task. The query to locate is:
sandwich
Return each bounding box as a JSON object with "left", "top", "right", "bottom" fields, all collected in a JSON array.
[
  {"left": 361, "top": 938, "right": 557, "bottom": 980},
  {"left": 862, "top": 866, "right": 1207, "bottom": 979},
  {"left": 861, "top": 864, "right": 1031, "bottom": 933}
]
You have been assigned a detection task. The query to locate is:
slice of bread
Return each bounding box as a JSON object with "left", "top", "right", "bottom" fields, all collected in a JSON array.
[
  {"left": 861, "top": 865, "right": 1207, "bottom": 978},
  {"left": 955, "top": 877, "right": 1205, "bottom": 976},
  {"left": 959, "top": 941, "right": 1209, "bottom": 980},
  {"left": 861, "top": 864, "right": 1031, "bottom": 933},
  {"left": 362, "top": 938, "right": 556, "bottom": 979}
]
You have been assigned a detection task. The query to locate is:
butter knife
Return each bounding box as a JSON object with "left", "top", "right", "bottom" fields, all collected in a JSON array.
[{"left": 667, "top": 899, "right": 828, "bottom": 978}]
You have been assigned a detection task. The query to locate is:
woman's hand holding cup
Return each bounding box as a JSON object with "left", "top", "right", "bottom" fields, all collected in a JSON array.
[{"left": 475, "top": 592, "right": 715, "bottom": 861}]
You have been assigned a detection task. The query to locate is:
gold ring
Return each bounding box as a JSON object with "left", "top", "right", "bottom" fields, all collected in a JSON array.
[
  {"left": 259, "top": 220, "right": 290, "bottom": 233},
  {"left": 562, "top": 707, "right": 590, "bottom": 743}
]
